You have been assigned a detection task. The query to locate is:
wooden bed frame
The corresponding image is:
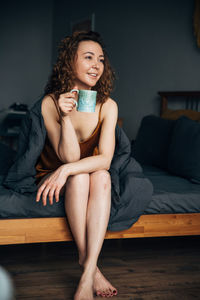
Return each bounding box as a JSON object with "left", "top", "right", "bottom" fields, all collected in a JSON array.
[
  {"left": 1, "top": 214, "right": 200, "bottom": 245},
  {"left": 1, "top": 91, "right": 200, "bottom": 245}
]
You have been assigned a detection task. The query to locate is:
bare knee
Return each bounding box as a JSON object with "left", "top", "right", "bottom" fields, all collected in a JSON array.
[
  {"left": 66, "top": 173, "right": 90, "bottom": 189},
  {"left": 90, "top": 170, "right": 111, "bottom": 190}
]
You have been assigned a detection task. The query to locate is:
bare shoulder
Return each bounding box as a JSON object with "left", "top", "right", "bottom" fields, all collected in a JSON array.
[
  {"left": 41, "top": 94, "right": 55, "bottom": 111},
  {"left": 101, "top": 97, "right": 118, "bottom": 120},
  {"left": 103, "top": 97, "right": 118, "bottom": 109},
  {"left": 41, "top": 94, "right": 60, "bottom": 122}
]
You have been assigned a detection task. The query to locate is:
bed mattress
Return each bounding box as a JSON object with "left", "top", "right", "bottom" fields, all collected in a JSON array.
[
  {"left": 0, "top": 138, "right": 200, "bottom": 220},
  {"left": 1, "top": 165, "right": 200, "bottom": 219},
  {"left": 143, "top": 165, "right": 200, "bottom": 214}
]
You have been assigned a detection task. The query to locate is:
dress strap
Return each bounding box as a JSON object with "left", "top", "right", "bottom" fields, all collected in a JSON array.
[
  {"left": 48, "top": 94, "right": 62, "bottom": 120},
  {"left": 98, "top": 102, "right": 104, "bottom": 122}
]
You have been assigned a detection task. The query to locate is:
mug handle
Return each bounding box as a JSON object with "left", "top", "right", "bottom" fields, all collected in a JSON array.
[{"left": 70, "top": 89, "right": 79, "bottom": 107}]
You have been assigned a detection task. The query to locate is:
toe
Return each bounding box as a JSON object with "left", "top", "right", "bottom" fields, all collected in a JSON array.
[
  {"left": 105, "top": 288, "right": 112, "bottom": 297},
  {"left": 108, "top": 288, "right": 113, "bottom": 297},
  {"left": 112, "top": 289, "right": 117, "bottom": 295},
  {"left": 101, "top": 290, "right": 106, "bottom": 297},
  {"left": 96, "top": 290, "right": 100, "bottom": 296}
]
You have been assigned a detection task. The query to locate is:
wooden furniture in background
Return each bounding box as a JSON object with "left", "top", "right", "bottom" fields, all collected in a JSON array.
[{"left": 158, "top": 91, "right": 200, "bottom": 115}]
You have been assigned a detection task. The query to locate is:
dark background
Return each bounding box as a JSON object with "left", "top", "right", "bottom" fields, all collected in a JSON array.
[{"left": 0, "top": 0, "right": 200, "bottom": 139}]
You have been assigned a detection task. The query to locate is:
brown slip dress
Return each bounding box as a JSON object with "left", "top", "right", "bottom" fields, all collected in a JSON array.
[{"left": 35, "top": 96, "right": 103, "bottom": 183}]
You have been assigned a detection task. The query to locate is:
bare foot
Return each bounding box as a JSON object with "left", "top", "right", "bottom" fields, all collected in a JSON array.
[
  {"left": 94, "top": 267, "right": 117, "bottom": 298},
  {"left": 74, "top": 273, "right": 94, "bottom": 300},
  {"left": 78, "top": 259, "right": 117, "bottom": 298}
]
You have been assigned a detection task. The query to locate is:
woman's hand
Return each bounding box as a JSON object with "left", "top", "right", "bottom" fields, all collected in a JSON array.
[
  {"left": 58, "top": 89, "right": 78, "bottom": 117},
  {"left": 36, "top": 164, "right": 69, "bottom": 206}
]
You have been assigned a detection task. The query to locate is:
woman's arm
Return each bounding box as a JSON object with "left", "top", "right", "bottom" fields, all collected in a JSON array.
[
  {"left": 42, "top": 93, "right": 80, "bottom": 163},
  {"left": 36, "top": 99, "right": 118, "bottom": 205},
  {"left": 65, "top": 98, "right": 118, "bottom": 174}
]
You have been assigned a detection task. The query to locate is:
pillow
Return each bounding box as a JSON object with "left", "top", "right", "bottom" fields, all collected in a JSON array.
[
  {"left": 168, "top": 116, "right": 200, "bottom": 183},
  {"left": 0, "top": 142, "right": 16, "bottom": 175},
  {"left": 161, "top": 108, "right": 200, "bottom": 121},
  {"left": 132, "top": 115, "right": 175, "bottom": 169}
]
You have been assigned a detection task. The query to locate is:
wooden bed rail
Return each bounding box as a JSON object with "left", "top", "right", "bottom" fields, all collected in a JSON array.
[
  {"left": 0, "top": 213, "right": 200, "bottom": 245},
  {"left": 158, "top": 91, "right": 200, "bottom": 115}
]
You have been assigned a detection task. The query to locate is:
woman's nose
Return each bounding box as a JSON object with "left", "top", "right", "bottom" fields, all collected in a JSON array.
[{"left": 92, "top": 60, "right": 100, "bottom": 69}]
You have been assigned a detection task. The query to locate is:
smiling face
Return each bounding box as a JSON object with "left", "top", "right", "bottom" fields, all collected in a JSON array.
[{"left": 73, "top": 41, "right": 105, "bottom": 90}]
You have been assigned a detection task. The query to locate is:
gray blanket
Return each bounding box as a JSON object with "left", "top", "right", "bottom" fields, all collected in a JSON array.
[{"left": 2, "top": 98, "right": 153, "bottom": 231}]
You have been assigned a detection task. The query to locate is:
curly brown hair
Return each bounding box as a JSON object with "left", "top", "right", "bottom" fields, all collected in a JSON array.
[{"left": 44, "top": 31, "right": 115, "bottom": 103}]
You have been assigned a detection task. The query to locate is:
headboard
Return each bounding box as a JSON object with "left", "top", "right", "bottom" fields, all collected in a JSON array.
[{"left": 158, "top": 91, "right": 200, "bottom": 116}]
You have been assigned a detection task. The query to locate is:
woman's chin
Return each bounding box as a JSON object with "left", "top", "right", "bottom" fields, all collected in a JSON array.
[{"left": 74, "top": 81, "right": 96, "bottom": 90}]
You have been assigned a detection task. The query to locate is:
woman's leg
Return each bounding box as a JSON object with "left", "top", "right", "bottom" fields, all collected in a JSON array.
[
  {"left": 85, "top": 170, "right": 117, "bottom": 297},
  {"left": 65, "top": 173, "right": 95, "bottom": 300},
  {"left": 85, "top": 170, "right": 111, "bottom": 266},
  {"left": 64, "top": 173, "right": 90, "bottom": 266},
  {"left": 65, "top": 170, "right": 116, "bottom": 299}
]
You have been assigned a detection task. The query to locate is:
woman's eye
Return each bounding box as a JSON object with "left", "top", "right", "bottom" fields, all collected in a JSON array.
[
  {"left": 85, "top": 56, "right": 92, "bottom": 60},
  {"left": 100, "top": 59, "right": 105, "bottom": 63}
]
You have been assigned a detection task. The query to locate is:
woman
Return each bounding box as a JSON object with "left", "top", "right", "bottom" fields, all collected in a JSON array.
[{"left": 35, "top": 31, "right": 118, "bottom": 300}]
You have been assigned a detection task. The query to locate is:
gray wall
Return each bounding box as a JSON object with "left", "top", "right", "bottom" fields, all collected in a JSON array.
[
  {"left": 53, "top": 0, "right": 200, "bottom": 139},
  {"left": 1, "top": 0, "right": 200, "bottom": 140},
  {"left": 0, "top": 0, "right": 53, "bottom": 108}
]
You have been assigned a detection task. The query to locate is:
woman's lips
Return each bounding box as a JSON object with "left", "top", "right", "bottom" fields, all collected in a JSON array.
[{"left": 87, "top": 73, "right": 98, "bottom": 78}]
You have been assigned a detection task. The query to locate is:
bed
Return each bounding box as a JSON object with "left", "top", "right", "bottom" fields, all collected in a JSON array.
[{"left": 0, "top": 91, "right": 200, "bottom": 245}]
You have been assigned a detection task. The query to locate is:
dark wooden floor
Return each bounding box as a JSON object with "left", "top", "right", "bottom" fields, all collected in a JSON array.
[{"left": 1, "top": 236, "right": 200, "bottom": 300}]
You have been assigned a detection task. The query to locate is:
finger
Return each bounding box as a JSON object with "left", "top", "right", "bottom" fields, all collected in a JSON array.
[
  {"left": 55, "top": 187, "right": 60, "bottom": 203},
  {"left": 68, "top": 89, "right": 78, "bottom": 101},
  {"left": 42, "top": 187, "right": 50, "bottom": 206},
  {"left": 72, "top": 85, "right": 79, "bottom": 90},
  {"left": 60, "top": 100, "right": 76, "bottom": 108},
  {"left": 71, "top": 91, "right": 78, "bottom": 97},
  {"left": 60, "top": 103, "right": 74, "bottom": 110},
  {"left": 66, "top": 98, "right": 77, "bottom": 106},
  {"left": 60, "top": 106, "right": 74, "bottom": 113},
  {"left": 59, "top": 97, "right": 75, "bottom": 106},
  {"left": 36, "top": 184, "right": 46, "bottom": 202},
  {"left": 64, "top": 95, "right": 76, "bottom": 101},
  {"left": 48, "top": 188, "right": 55, "bottom": 205},
  {"left": 72, "top": 99, "right": 77, "bottom": 107},
  {"left": 36, "top": 191, "right": 41, "bottom": 202},
  {"left": 62, "top": 92, "right": 75, "bottom": 98},
  {"left": 63, "top": 93, "right": 77, "bottom": 101},
  {"left": 63, "top": 102, "right": 74, "bottom": 108},
  {"left": 64, "top": 99, "right": 77, "bottom": 107}
]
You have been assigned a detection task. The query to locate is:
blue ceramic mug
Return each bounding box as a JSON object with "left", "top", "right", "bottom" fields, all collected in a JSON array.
[{"left": 71, "top": 89, "right": 97, "bottom": 112}]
